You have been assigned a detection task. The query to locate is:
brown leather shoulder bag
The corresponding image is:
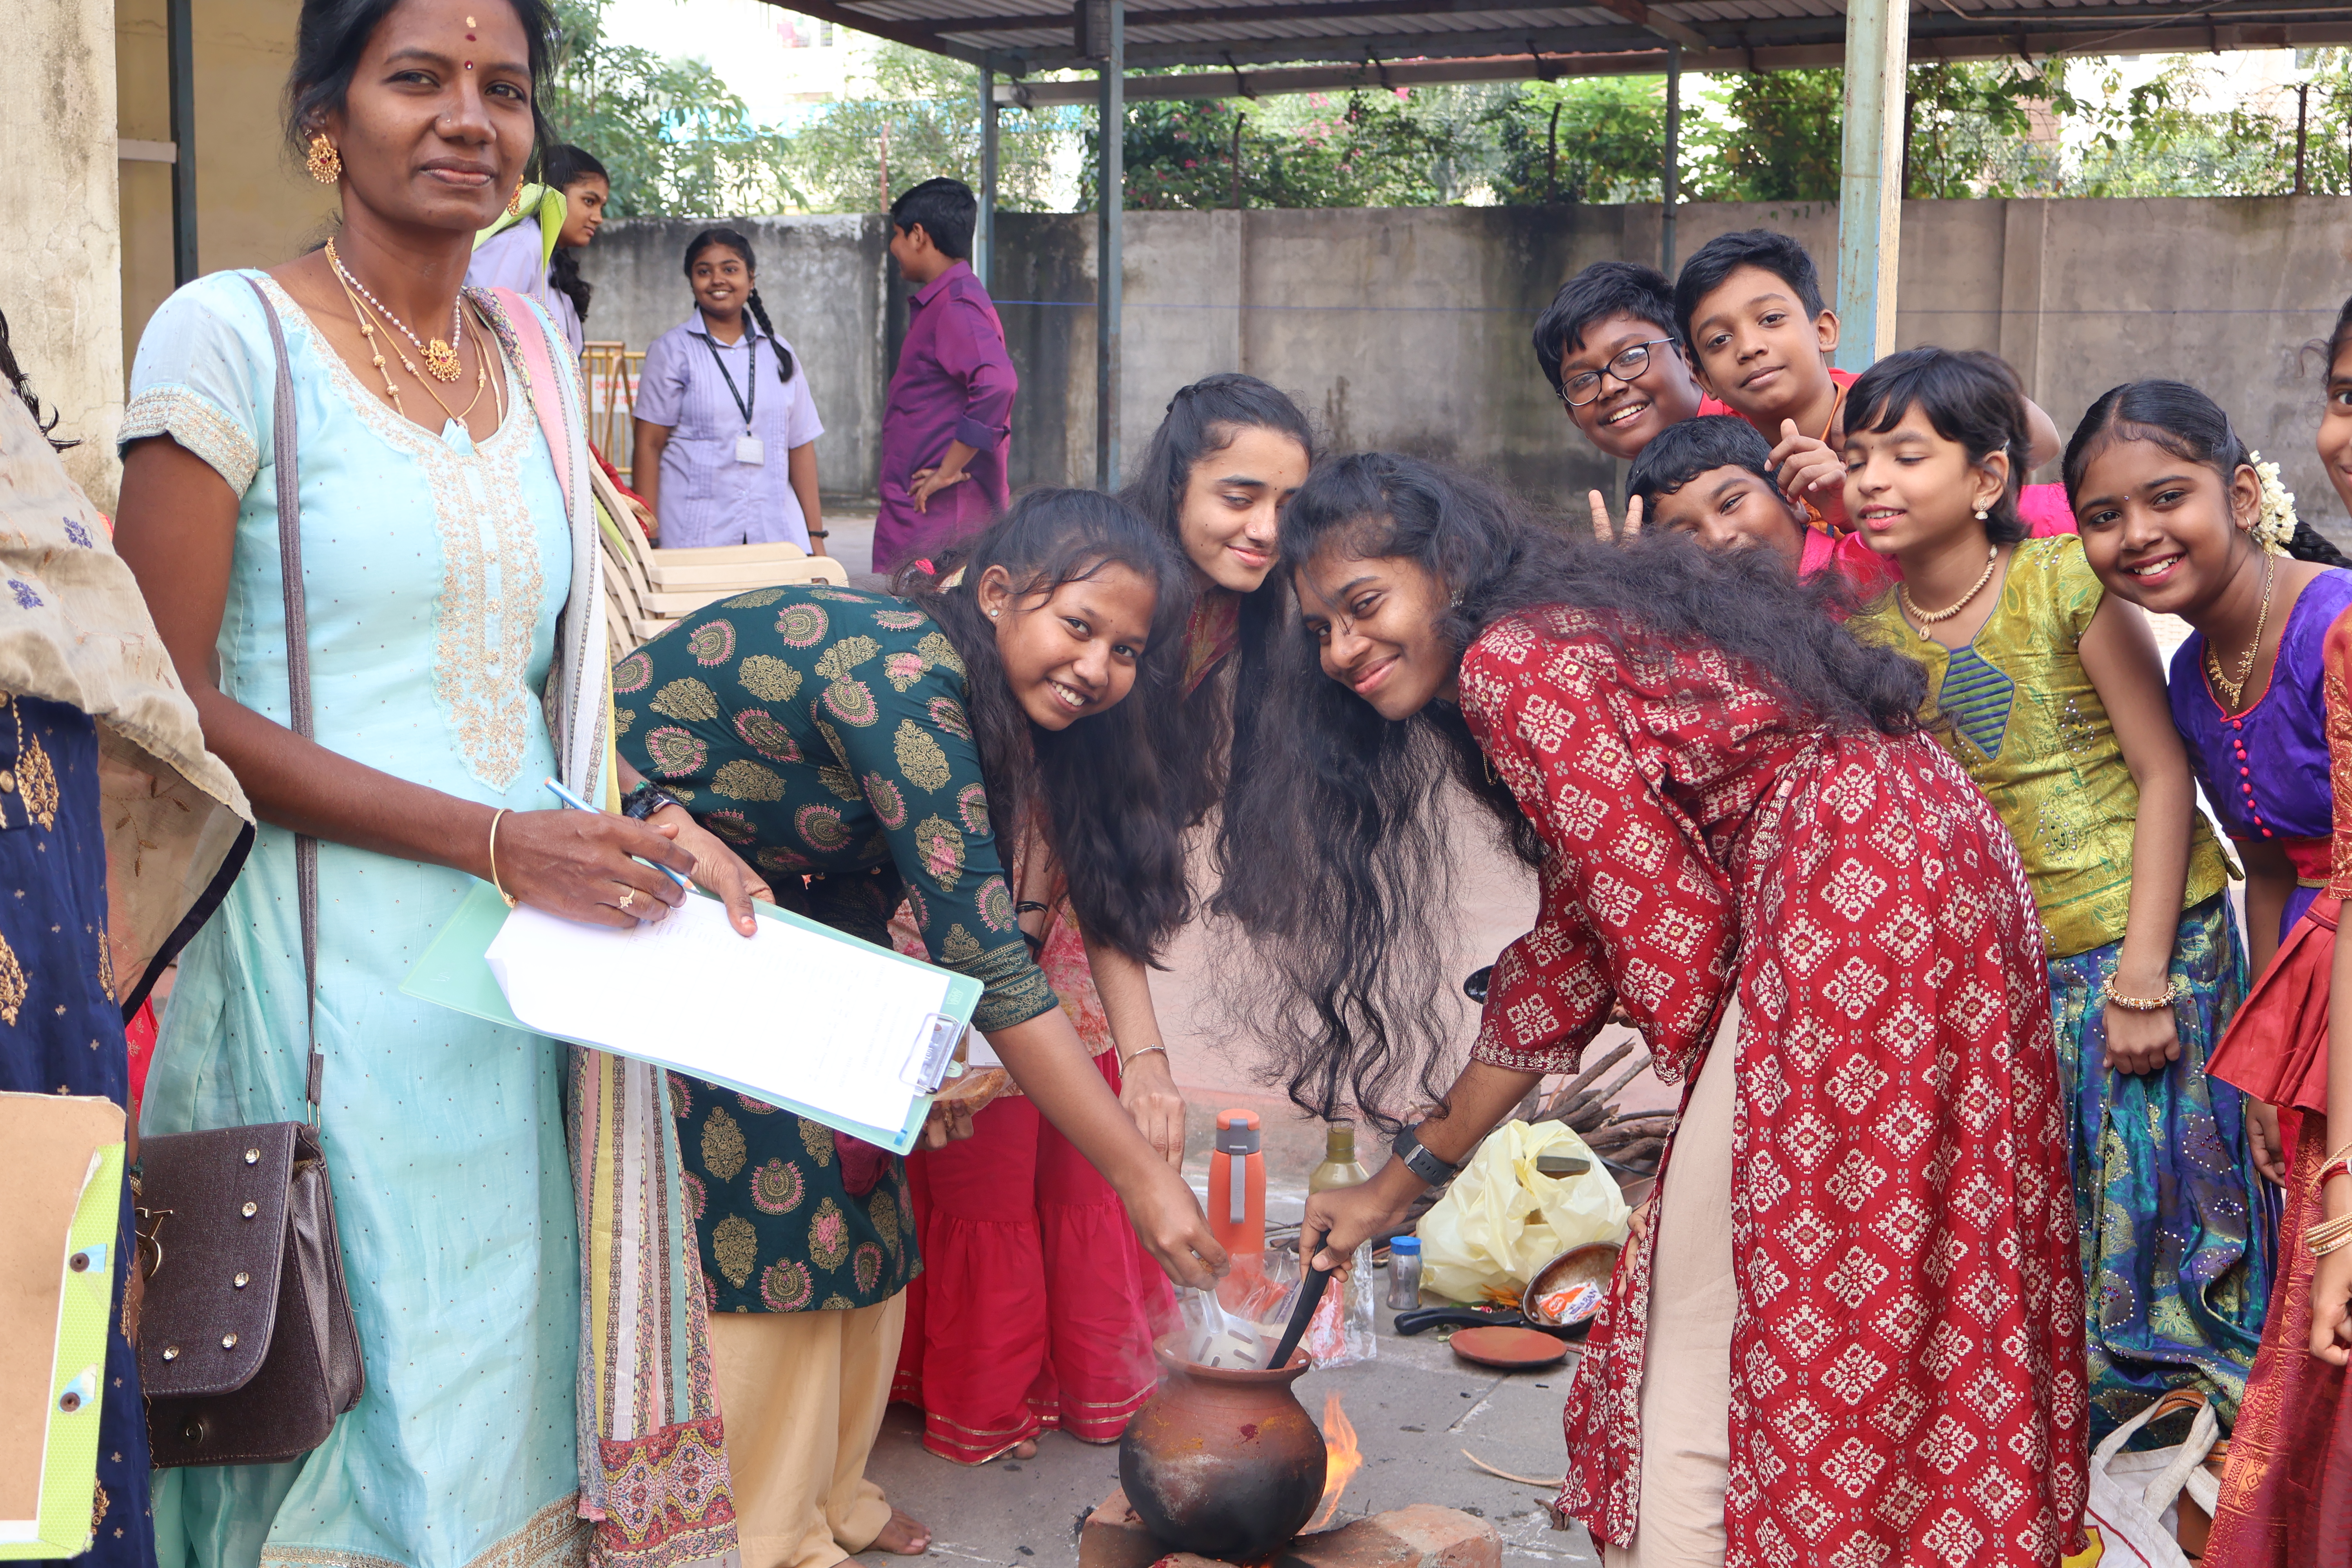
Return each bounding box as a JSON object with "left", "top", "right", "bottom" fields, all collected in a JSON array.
[{"left": 136, "top": 276, "right": 365, "bottom": 1467}]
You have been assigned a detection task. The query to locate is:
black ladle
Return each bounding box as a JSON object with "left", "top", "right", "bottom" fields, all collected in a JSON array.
[{"left": 1266, "top": 1265, "right": 1334, "bottom": 1371}]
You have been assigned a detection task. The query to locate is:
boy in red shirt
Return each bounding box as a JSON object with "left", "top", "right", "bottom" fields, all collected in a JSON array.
[{"left": 1671, "top": 229, "right": 2067, "bottom": 532}]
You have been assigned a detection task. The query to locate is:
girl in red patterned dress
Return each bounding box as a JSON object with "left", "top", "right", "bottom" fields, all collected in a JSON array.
[
  {"left": 1229, "top": 454, "right": 2087, "bottom": 1567},
  {"left": 888, "top": 377, "right": 1313, "bottom": 1463}
]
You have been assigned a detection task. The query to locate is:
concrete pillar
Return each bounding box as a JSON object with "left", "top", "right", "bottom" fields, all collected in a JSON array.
[
  {"left": 977, "top": 65, "right": 998, "bottom": 287},
  {"left": 1, "top": 0, "right": 125, "bottom": 507},
  {"left": 1095, "top": 0, "right": 1123, "bottom": 490},
  {"left": 1833, "top": 0, "right": 1908, "bottom": 370},
  {"left": 1661, "top": 42, "right": 1680, "bottom": 275}
]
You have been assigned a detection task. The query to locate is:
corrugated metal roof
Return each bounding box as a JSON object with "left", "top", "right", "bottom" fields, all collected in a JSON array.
[{"left": 780, "top": 0, "right": 2352, "bottom": 76}]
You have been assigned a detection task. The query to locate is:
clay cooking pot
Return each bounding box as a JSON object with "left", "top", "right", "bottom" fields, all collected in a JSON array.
[{"left": 1118, "top": 1333, "right": 1327, "bottom": 1561}]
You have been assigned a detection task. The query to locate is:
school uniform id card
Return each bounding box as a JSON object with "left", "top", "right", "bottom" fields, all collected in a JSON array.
[{"left": 735, "top": 434, "right": 765, "bottom": 465}]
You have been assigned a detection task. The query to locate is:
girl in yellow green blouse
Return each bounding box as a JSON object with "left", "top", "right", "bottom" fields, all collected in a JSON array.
[{"left": 1845, "top": 348, "right": 2270, "bottom": 1443}]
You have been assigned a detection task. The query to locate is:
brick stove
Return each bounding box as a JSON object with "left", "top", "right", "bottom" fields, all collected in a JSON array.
[{"left": 1080, "top": 1488, "right": 1503, "bottom": 1568}]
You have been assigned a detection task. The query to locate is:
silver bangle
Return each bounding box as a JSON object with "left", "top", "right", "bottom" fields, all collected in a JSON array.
[{"left": 1119, "top": 1044, "right": 1170, "bottom": 1070}]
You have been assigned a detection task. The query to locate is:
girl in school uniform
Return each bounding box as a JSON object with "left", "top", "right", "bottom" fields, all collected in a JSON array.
[{"left": 633, "top": 227, "right": 825, "bottom": 550}]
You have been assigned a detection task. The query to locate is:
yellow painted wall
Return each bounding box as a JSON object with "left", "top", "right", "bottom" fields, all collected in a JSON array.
[{"left": 116, "top": 0, "right": 333, "bottom": 385}]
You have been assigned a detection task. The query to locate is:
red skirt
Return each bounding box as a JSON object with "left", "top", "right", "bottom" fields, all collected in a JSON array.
[
  {"left": 891, "top": 1050, "right": 1176, "bottom": 1463},
  {"left": 2205, "top": 900, "right": 2352, "bottom": 1565}
]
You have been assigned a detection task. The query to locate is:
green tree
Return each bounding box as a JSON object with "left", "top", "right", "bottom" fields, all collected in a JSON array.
[
  {"left": 545, "top": 0, "right": 788, "bottom": 216},
  {"left": 2066, "top": 54, "right": 2339, "bottom": 196},
  {"left": 1483, "top": 77, "right": 1668, "bottom": 205},
  {"left": 1688, "top": 68, "right": 1845, "bottom": 201},
  {"left": 774, "top": 44, "right": 1083, "bottom": 213},
  {"left": 1089, "top": 85, "right": 1485, "bottom": 209}
]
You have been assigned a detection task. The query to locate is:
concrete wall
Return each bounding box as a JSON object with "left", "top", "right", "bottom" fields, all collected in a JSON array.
[
  {"left": 4, "top": 0, "right": 127, "bottom": 508},
  {"left": 582, "top": 196, "right": 2352, "bottom": 544}
]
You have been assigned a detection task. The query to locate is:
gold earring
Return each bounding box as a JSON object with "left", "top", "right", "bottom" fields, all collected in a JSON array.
[
  {"left": 305, "top": 131, "right": 342, "bottom": 185},
  {"left": 506, "top": 184, "right": 524, "bottom": 218}
]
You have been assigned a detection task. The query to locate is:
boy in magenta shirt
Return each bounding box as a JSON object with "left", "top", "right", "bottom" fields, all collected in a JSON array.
[{"left": 875, "top": 178, "right": 1017, "bottom": 572}]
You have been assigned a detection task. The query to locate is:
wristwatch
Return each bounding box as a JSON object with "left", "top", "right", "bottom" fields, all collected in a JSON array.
[
  {"left": 1392, "top": 1123, "right": 1465, "bottom": 1187},
  {"left": 622, "top": 782, "right": 686, "bottom": 821}
]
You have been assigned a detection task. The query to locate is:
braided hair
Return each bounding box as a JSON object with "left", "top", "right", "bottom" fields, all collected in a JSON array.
[
  {"left": 682, "top": 227, "right": 795, "bottom": 384},
  {"left": 543, "top": 143, "right": 605, "bottom": 326}
]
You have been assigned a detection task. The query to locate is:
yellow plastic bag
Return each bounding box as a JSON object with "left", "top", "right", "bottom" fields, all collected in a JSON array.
[{"left": 1416, "top": 1119, "right": 1630, "bottom": 1303}]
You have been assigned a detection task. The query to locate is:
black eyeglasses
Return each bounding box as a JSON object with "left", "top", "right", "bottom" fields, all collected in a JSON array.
[{"left": 1559, "top": 339, "right": 1679, "bottom": 407}]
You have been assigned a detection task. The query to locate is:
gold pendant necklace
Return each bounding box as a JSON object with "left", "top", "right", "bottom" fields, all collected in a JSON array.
[
  {"left": 1896, "top": 544, "right": 2000, "bottom": 638},
  {"left": 2206, "top": 557, "right": 2277, "bottom": 712},
  {"left": 325, "top": 238, "right": 463, "bottom": 382}
]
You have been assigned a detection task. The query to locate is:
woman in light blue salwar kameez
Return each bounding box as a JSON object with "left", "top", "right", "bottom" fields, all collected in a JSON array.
[
  {"left": 127, "top": 269, "right": 590, "bottom": 1568},
  {"left": 112, "top": 3, "right": 750, "bottom": 1567}
]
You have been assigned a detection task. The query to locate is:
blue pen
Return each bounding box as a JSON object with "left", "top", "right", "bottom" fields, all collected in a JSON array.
[{"left": 544, "top": 777, "right": 693, "bottom": 890}]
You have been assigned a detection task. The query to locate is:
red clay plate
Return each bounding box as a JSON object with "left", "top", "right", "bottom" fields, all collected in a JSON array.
[{"left": 1447, "top": 1325, "right": 1568, "bottom": 1370}]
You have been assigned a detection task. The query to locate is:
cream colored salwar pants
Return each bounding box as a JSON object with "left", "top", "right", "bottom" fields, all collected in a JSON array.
[
  {"left": 1604, "top": 1007, "right": 1737, "bottom": 1568},
  {"left": 710, "top": 1293, "right": 907, "bottom": 1568}
]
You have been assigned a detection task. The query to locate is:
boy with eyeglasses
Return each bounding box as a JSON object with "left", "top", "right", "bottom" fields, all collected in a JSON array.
[{"left": 1532, "top": 261, "right": 1715, "bottom": 466}]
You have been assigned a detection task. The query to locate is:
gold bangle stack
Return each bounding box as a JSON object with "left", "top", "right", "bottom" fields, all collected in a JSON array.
[
  {"left": 2105, "top": 978, "right": 2181, "bottom": 1012},
  {"left": 488, "top": 808, "right": 517, "bottom": 908},
  {"left": 2307, "top": 1140, "right": 2352, "bottom": 1258}
]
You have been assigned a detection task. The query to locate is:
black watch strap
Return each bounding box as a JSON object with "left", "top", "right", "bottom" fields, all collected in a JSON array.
[
  {"left": 622, "top": 782, "right": 685, "bottom": 821},
  {"left": 1393, "top": 1124, "right": 1464, "bottom": 1187}
]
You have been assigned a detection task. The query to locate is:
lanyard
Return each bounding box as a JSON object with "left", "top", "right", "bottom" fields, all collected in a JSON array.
[{"left": 699, "top": 328, "right": 757, "bottom": 430}]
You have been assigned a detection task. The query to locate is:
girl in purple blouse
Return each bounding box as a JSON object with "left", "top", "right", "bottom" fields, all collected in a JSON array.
[
  {"left": 2070, "top": 376, "right": 2352, "bottom": 1563},
  {"left": 2072, "top": 381, "right": 2350, "bottom": 981}
]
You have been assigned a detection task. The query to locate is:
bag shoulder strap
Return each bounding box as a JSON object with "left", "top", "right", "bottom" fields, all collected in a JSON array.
[
  {"left": 492, "top": 286, "right": 573, "bottom": 481},
  {"left": 243, "top": 274, "right": 324, "bottom": 1120}
]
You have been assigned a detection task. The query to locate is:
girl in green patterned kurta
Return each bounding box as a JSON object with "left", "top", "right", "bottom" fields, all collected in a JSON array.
[
  {"left": 615, "top": 489, "right": 1225, "bottom": 1568},
  {"left": 1844, "top": 348, "right": 2268, "bottom": 1446}
]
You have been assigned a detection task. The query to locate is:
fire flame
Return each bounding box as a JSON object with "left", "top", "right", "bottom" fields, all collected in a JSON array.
[{"left": 1308, "top": 1391, "right": 1363, "bottom": 1532}]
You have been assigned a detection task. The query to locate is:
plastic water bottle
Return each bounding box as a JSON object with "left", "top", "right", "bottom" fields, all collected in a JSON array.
[
  {"left": 1208, "top": 1109, "right": 1266, "bottom": 1261},
  {"left": 1387, "top": 1236, "right": 1423, "bottom": 1310}
]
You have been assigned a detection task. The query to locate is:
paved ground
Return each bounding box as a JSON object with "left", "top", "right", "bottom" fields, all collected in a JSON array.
[{"left": 855, "top": 1290, "right": 1601, "bottom": 1568}]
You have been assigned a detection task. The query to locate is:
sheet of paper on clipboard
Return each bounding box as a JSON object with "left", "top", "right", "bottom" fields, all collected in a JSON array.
[{"left": 403, "top": 884, "right": 976, "bottom": 1152}]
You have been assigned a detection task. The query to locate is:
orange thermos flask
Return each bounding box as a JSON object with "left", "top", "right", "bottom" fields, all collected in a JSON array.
[{"left": 1208, "top": 1109, "right": 1266, "bottom": 1261}]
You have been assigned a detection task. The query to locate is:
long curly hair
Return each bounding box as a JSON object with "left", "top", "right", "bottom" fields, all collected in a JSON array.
[
  {"left": 892, "top": 488, "right": 1196, "bottom": 964},
  {"left": 1214, "top": 453, "right": 1927, "bottom": 1126},
  {"left": 1118, "top": 373, "right": 1316, "bottom": 827}
]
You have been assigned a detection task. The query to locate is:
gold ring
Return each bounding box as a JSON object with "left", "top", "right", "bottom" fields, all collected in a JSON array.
[{"left": 619, "top": 888, "right": 636, "bottom": 910}]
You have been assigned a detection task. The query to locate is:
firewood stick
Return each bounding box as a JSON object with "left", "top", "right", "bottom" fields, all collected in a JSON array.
[
  {"left": 1593, "top": 1054, "right": 1653, "bottom": 1106},
  {"left": 1560, "top": 1041, "right": 1634, "bottom": 1099},
  {"left": 1463, "top": 1450, "right": 1566, "bottom": 1488}
]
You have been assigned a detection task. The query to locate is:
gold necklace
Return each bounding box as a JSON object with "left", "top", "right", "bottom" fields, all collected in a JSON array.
[
  {"left": 2206, "top": 556, "right": 2277, "bottom": 711},
  {"left": 332, "top": 268, "right": 497, "bottom": 432},
  {"left": 1896, "top": 544, "right": 2000, "bottom": 638},
  {"left": 330, "top": 265, "right": 408, "bottom": 420},
  {"left": 325, "top": 238, "right": 463, "bottom": 381}
]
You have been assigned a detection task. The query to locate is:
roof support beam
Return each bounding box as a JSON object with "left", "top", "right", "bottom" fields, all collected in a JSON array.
[
  {"left": 1661, "top": 39, "right": 1680, "bottom": 273},
  {"left": 1835, "top": 0, "right": 1907, "bottom": 368},
  {"left": 1096, "top": 0, "right": 1125, "bottom": 491},
  {"left": 978, "top": 64, "right": 1000, "bottom": 285},
  {"left": 987, "top": 17, "right": 2352, "bottom": 105},
  {"left": 168, "top": 0, "right": 199, "bottom": 286}
]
